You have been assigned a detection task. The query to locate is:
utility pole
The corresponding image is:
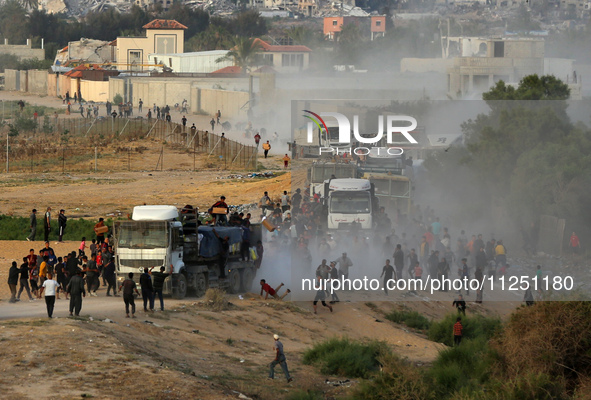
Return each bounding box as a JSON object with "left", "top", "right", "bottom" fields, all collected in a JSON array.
[
  {"left": 94, "top": 146, "right": 97, "bottom": 171},
  {"left": 6, "top": 133, "right": 8, "bottom": 173}
]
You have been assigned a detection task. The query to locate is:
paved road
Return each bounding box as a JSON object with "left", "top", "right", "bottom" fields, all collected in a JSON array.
[{"left": 0, "top": 290, "right": 190, "bottom": 321}]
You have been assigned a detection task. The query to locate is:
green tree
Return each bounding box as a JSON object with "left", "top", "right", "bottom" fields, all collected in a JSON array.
[
  {"left": 336, "top": 22, "right": 363, "bottom": 65},
  {"left": 425, "top": 74, "right": 591, "bottom": 231},
  {"left": 216, "top": 37, "right": 263, "bottom": 74},
  {"left": 232, "top": 10, "right": 267, "bottom": 37},
  {"left": 0, "top": 0, "right": 30, "bottom": 45}
]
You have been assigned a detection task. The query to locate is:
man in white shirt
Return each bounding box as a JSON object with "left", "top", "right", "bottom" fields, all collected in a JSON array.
[{"left": 39, "top": 272, "right": 61, "bottom": 318}]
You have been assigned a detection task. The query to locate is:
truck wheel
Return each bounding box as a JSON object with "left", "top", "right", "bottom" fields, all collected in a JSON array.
[
  {"left": 195, "top": 273, "right": 208, "bottom": 298},
  {"left": 172, "top": 273, "right": 187, "bottom": 299},
  {"left": 227, "top": 269, "right": 241, "bottom": 294},
  {"left": 240, "top": 268, "right": 254, "bottom": 292}
]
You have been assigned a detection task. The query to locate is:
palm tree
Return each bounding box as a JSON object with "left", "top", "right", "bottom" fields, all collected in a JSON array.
[
  {"left": 19, "top": 0, "right": 39, "bottom": 11},
  {"left": 216, "top": 37, "right": 263, "bottom": 74}
]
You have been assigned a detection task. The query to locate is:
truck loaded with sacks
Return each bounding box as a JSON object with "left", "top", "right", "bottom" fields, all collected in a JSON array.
[{"left": 114, "top": 205, "right": 261, "bottom": 299}]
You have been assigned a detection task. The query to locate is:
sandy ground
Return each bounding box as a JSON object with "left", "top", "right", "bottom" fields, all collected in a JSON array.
[
  {"left": 0, "top": 239, "right": 522, "bottom": 400},
  {"left": 0, "top": 91, "right": 526, "bottom": 399}
]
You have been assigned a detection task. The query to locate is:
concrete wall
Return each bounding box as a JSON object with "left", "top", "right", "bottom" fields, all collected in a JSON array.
[
  {"left": 80, "top": 80, "right": 110, "bottom": 103},
  {"left": 196, "top": 89, "right": 249, "bottom": 119},
  {"left": 4, "top": 69, "right": 18, "bottom": 91},
  {"left": 28, "top": 70, "right": 48, "bottom": 94},
  {"left": 3, "top": 69, "right": 47, "bottom": 93},
  {"left": 48, "top": 73, "right": 57, "bottom": 97},
  {"left": 401, "top": 58, "right": 453, "bottom": 73},
  {"left": 0, "top": 42, "right": 45, "bottom": 61},
  {"left": 108, "top": 76, "right": 253, "bottom": 109}
]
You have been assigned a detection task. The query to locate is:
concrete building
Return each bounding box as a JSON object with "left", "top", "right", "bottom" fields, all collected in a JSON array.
[
  {"left": 0, "top": 39, "right": 45, "bottom": 61},
  {"left": 323, "top": 16, "right": 386, "bottom": 41},
  {"left": 53, "top": 39, "right": 117, "bottom": 68},
  {"left": 147, "top": 51, "right": 233, "bottom": 74},
  {"left": 116, "top": 19, "right": 187, "bottom": 71},
  {"left": 253, "top": 39, "right": 312, "bottom": 72},
  {"left": 298, "top": 0, "right": 318, "bottom": 16},
  {"left": 447, "top": 38, "right": 545, "bottom": 97}
]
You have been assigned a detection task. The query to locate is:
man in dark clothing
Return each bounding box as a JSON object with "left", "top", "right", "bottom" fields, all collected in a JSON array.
[
  {"left": 120, "top": 272, "right": 140, "bottom": 318},
  {"left": 291, "top": 189, "right": 302, "bottom": 212},
  {"left": 43, "top": 207, "right": 52, "bottom": 242},
  {"left": 393, "top": 244, "right": 404, "bottom": 280},
  {"left": 473, "top": 234, "right": 485, "bottom": 256},
  {"left": 407, "top": 248, "right": 418, "bottom": 278},
  {"left": 27, "top": 209, "right": 37, "bottom": 241},
  {"left": 241, "top": 225, "right": 251, "bottom": 261},
  {"left": 18, "top": 257, "right": 34, "bottom": 301},
  {"left": 212, "top": 228, "right": 229, "bottom": 278},
  {"left": 380, "top": 259, "right": 395, "bottom": 295},
  {"left": 151, "top": 266, "right": 171, "bottom": 311},
  {"left": 66, "top": 251, "right": 81, "bottom": 277},
  {"left": 84, "top": 255, "right": 99, "bottom": 296},
  {"left": 438, "top": 258, "right": 451, "bottom": 292},
  {"left": 140, "top": 268, "right": 155, "bottom": 312},
  {"left": 58, "top": 209, "right": 67, "bottom": 242},
  {"left": 475, "top": 247, "right": 487, "bottom": 270},
  {"left": 103, "top": 257, "right": 118, "bottom": 296},
  {"left": 453, "top": 294, "right": 466, "bottom": 315},
  {"left": 8, "top": 261, "right": 20, "bottom": 303},
  {"left": 475, "top": 267, "right": 484, "bottom": 303},
  {"left": 428, "top": 251, "right": 439, "bottom": 278},
  {"left": 66, "top": 271, "right": 86, "bottom": 316}
]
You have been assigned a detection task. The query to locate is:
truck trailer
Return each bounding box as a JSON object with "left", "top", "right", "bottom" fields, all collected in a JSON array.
[{"left": 114, "top": 205, "right": 259, "bottom": 299}]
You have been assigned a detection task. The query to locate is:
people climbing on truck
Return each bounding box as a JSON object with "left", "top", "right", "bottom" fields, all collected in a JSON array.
[
  {"left": 260, "top": 279, "right": 290, "bottom": 300},
  {"left": 212, "top": 228, "right": 230, "bottom": 279}
]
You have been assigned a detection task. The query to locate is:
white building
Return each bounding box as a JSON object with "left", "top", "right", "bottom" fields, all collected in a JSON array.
[{"left": 148, "top": 50, "right": 233, "bottom": 73}]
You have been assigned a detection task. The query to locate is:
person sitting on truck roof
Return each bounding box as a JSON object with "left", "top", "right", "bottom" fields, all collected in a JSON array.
[
  {"left": 209, "top": 196, "right": 229, "bottom": 226},
  {"left": 260, "top": 279, "right": 290, "bottom": 300}
]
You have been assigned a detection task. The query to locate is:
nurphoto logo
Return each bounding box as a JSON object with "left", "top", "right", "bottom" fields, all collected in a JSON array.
[{"left": 303, "top": 110, "right": 419, "bottom": 156}]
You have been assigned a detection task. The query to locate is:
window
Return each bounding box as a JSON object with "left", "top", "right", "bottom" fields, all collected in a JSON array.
[
  {"left": 376, "top": 20, "right": 382, "bottom": 26},
  {"left": 333, "top": 20, "right": 338, "bottom": 26},
  {"left": 281, "top": 53, "right": 304, "bottom": 67},
  {"left": 128, "top": 50, "right": 142, "bottom": 71}
]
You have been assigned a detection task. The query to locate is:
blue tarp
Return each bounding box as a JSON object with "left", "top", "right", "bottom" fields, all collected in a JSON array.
[{"left": 198, "top": 226, "right": 243, "bottom": 258}]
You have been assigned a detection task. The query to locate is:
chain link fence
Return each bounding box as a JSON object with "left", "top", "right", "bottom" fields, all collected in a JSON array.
[{"left": 0, "top": 116, "right": 258, "bottom": 173}]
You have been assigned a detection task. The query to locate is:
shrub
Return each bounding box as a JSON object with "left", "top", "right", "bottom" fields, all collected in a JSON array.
[
  {"left": 491, "top": 301, "right": 591, "bottom": 396},
  {"left": 386, "top": 308, "right": 432, "bottom": 330},
  {"left": 428, "top": 313, "right": 501, "bottom": 347},
  {"left": 303, "top": 337, "right": 387, "bottom": 379},
  {"left": 426, "top": 338, "right": 496, "bottom": 396},
  {"left": 204, "top": 288, "right": 228, "bottom": 311},
  {"left": 113, "top": 93, "right": 123, "bottom": 105},
  {"left": 285, "top": 390, "right": 324, "bottom": 400},
  {"left": 351, "top": 352, "right": 435, "bottom": 400}
]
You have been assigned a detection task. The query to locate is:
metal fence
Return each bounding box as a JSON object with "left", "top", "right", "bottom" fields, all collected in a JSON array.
[{"left": 1, "top": 116, "right": 258, "bottom": 173}]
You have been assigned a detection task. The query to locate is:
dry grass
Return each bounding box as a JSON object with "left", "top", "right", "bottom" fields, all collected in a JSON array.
[{"left": 204, "top": 288, "right": 230, "bottom": 312}]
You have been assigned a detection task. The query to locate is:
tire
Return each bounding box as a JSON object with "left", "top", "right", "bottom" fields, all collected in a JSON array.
[
  {"left": 240, "top": 268, "right": 254, "bottom": 292},
  {"left": 195, "top": 273, "right": 208, "bottom": 298},
  {"left": 227, "top": 269, "right": 241, "bottom": 294},
  {"left": 172, "top": 273, "right": 187, "bottom": 299}
]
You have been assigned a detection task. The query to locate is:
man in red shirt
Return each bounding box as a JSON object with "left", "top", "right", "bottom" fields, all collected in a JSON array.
[
  {"left": 260, "top": 279, "right": 290, "bottom": 300},
  {"left": 570, "top": 232, "right": 580, "bottom": 256},
  {"left": 453, "top": 317, "right": 463, "bottom": 346},
  {"left": 210, "top": 195, "right": 229, "bottom": 226}
]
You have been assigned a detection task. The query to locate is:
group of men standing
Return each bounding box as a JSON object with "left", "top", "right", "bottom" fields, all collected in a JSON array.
[{"left": 27, "top": 207, "right": 68, "bottom": 243}]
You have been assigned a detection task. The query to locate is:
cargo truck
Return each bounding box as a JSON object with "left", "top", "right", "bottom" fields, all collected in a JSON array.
[{"left": 114, "top": 205, "right": 259, "bottom": 299}]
